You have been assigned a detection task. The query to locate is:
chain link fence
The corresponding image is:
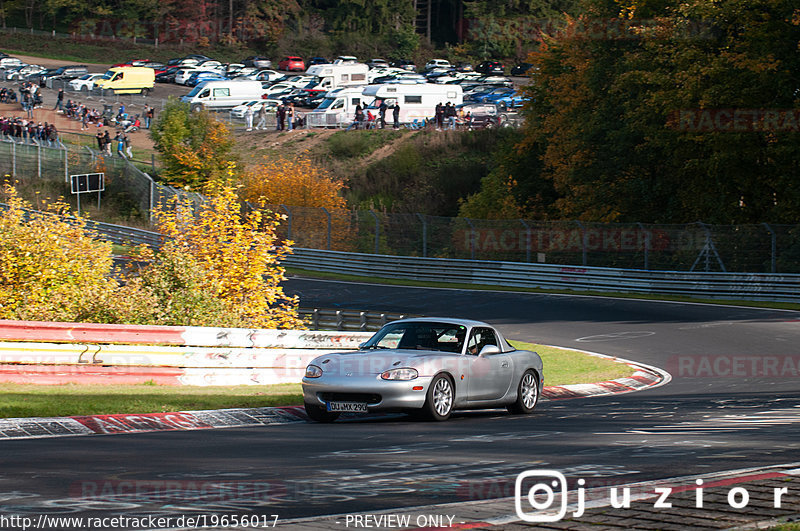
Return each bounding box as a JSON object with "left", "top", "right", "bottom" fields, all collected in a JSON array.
[
  {"left": 0, "top": 139, "right": 203, "bottom": 222},
  {"left": 261, "top": 205, "right": 800, "bottom": 274}
]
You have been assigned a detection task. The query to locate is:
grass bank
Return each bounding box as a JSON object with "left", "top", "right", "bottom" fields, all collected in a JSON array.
[{"left": 0, "top": 341, "right": 632, "bottom": 419}]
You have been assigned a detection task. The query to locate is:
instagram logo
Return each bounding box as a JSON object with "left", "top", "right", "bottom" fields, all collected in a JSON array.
[{"left": 515, "top": 470, "right": 568, "bottom": 522}]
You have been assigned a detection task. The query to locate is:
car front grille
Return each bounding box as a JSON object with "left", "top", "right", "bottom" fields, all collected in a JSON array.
[{"left": 319, "top": 392, "right": 382, "bottom": 405}]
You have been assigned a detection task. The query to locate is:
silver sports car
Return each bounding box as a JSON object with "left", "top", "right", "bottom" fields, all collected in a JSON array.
[{"left": 302, "top": 318, "right": 544, "bottom": 422}]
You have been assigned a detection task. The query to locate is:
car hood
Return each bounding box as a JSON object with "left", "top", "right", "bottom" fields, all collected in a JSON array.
[{"left": 308, "top": 349, "right": 467, "bottom": 377}]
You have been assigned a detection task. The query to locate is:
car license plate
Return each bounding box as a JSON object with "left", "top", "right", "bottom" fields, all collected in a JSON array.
[{"left": 327, "top": 401, "right": 367, "bottom": 413}]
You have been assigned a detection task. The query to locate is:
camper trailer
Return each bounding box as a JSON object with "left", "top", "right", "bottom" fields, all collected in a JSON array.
[
  {"left": 304, "top": 63, "right": 369, "bottom": 92},
  {"left": 306, "top": 87, "right": 376, "bottom": 128},
  {"left": 363, "top": 83, "right": 463, "bottom": 124}
]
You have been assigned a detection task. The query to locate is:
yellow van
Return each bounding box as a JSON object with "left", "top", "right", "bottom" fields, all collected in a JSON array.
[{"left": 95, "top": 66, "right": 155, "bottom": 95}]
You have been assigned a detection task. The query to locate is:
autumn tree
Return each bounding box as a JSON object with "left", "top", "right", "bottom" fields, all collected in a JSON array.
[
  {"left": 491, "top": 0, "right": 800, "bottom": 223},
  {"left": 240, "top": 154, "right": 346, "bottom": 209},
  {"left": 150, "top": 99, "right": 237, "bottom": 191}
]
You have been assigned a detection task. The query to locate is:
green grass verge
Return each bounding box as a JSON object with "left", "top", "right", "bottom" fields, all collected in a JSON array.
[
  {"left": 0, "top": 382, "right": 303, "bottom": 419},
  {"left": 0, "top": 342, "right": 633, "bottom": 419},
  {"left": 510, "top": 340, "right": 633, "bottom": 386},
  {"left": 286, "top": 268, "right": 800, "bottom": 311}
]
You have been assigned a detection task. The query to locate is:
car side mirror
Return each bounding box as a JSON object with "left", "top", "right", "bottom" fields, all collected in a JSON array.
[{"left": 479, "top": 345, "right": 501, "bottom": 356}]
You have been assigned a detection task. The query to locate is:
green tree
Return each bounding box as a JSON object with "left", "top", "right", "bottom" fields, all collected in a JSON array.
[{"left": 150, "top": 99, "right": 237, "bottom": 191}]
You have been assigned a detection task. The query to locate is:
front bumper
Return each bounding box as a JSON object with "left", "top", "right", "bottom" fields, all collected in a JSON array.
[{"left": 302, "top": 374, "right": 433, "bottom": 412}]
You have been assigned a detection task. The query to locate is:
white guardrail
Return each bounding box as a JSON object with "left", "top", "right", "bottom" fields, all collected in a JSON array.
[{"left": 283, "top": 249, "right": 800, "bottom": 303}]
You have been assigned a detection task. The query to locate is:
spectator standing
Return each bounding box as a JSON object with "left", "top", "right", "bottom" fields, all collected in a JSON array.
[
  {"left": 103, "top": 131, "right": 112, "bottom": 155},
  {"left": 355, "top": 103, "right": 364, "bottom": 130},
  {"left": 278, "top": 104, "right": 286, "bottom": 131},
  {"left": 393, "top": 103, "right": 400, "bottom": 129},
  {"left": 146, "top": 105, "right": 155, "bottom": 129},
  {"left": 244, "top": 104, "right": 254, "bottom": 131},
  {"left": 115, "top": 132, "right": 124, "bottom": 157},
  {"left": 287, "top": 103, "right": 295, "bottom": 131},
  {"left": 379, "top": 100, "right": 388, "bottom": 129},
  {"left": 54, "top": 88, "right": 64, "bottom": 111},
  {"left": 96, "top": 132, "right": 104, "bottom": 151},
  {"left": 435, "top": 102, "right": 444, "bottom": 130},
  {"left": 124, "top": 133, "right": 133, "bottom": 158},
  {"left": 446, "top": 102, "right": 456, "bottom": 130},
  {"left": 256, "top": 104, "right": 268, "bottom": 130}
]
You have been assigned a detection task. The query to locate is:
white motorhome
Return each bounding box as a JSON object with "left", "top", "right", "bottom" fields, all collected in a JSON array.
[
  {"left": 306, "top": 87, "right": 375, "bottom": 128},
  {"left": 180, "top": 80, "right": 265, "bottom": 111},
  {"left": 304, "top": 63, "right": 369, "bottom": 91},
  {"left": 363, "top": 83, "right": 463, "bottom": 124}
]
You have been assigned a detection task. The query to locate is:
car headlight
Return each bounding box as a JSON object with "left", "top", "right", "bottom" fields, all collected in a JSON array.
[
  {"left": 380, "top": 368, "right": 418, "bottom": 381},
  {"left": 305, "top": 364, "right": 323, "bottom": 378}
]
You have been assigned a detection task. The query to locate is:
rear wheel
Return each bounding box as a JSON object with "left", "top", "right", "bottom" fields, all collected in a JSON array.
[
  {"left": 507, "top": 370, "right": 539, "bottom": 414},
  {"left": 304, "top": 402, "right": 340, "bottom": 423},
  {"left": 422, "top": 374, "right": 454, "bottom": 421}
]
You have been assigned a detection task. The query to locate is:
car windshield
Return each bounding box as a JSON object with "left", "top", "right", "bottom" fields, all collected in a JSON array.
[{"left": 364, "top": 322, "right": 467, "bottom": 353}]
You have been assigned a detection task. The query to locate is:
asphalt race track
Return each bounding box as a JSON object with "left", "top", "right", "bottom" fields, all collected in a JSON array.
[{"left": 0, "top": 277, "right": 799, "bottom": 529}]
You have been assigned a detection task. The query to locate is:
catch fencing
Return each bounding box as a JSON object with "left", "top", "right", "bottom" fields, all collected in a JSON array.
[
  {"left": 2, "top": 132, "right": 799, "bottom": 276},
  {"left": 257, "top": 205, "right": 800, "bottom": 274},
  {"left": 0, "top": 139, "right": 204, "bottom": 221}
]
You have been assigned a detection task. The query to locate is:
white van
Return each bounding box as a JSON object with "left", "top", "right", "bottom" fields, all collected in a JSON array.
[
  {"left": 304, "top": 63, "right": 369, "bottom": 91},
  {"left": 363, "top": 83, "right": 463, "bottom": 124},
  {"left": 306, "top": 87, "right": 375, "bottom": 128},
  {"left": 180, "top": 80, "right": 265, "bottom": 111}
]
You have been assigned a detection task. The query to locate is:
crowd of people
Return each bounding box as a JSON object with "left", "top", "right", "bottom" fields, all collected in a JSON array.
[
  {"left": 0, "top": 81, "right": 154, "bottom": 158},
  {"left": 0, "top": 116, "right": 58, "bottom": 144}
]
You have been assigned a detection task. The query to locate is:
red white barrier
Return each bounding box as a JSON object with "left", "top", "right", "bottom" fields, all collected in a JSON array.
[{"left": 0, "top": 320, "right": 372, "bottom": 348}]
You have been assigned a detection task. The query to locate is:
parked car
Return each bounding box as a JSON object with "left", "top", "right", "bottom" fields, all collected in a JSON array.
[
  {"left": 390, "top": 59, "right": 417, "bottom": 71},
  {"left": 0, "top": 57, "right": 24, "bottom": 69},
  {"left": 367, "top": 58, "right": 390, "bottom": 69},
  {"left": 302, "top": 317, "right": 543, "bottom": 422},
  {"left": 185, "top": 71, "right": 229, "bottom": 87},
  {"left": 278, "top": 56, "right": 305, "bottom": 72},
  {"left": 475, "top": 60, "right": 505, "bottom": 75},
  {"left": 5, "top": 64, "right": 44, "bottom": 81},
  {"left": 510, "top": 62, "right": 534, "bottom": 76},
  {"left": 111, "top": 59, "right": 152, "bottom": 67},
  {"left": 456, "top": 103, "right": 508, "bottom": 129},
  {"left": 308, "top": 57, "right": 329, "bottom": 66},
  {"left": 242, "top": 56, "right": 272, "bottom": 69},
  {"left": 424, "top": 58, "right": 451, "bottom": 71},
  {"left": 155, "top": 66, "right": 182, "bottom": 83},
  {"left": 487, "top": 90, "right": 528, "bottom": 110},
  {"left": 68, "top": 73, "right": 107, "bottom": 91},
  {"left": 230, "top": 99, "right": 281, "bottom": 119},
  {"left": 247, "top": 69, "right": 283, "bottom": 83},
  {"left": 454, "top": 61, "right": 474, "bottom": 72}
]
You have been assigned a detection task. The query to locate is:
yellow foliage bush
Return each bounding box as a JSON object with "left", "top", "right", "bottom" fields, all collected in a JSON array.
[
  {"left": 240, "top": 154, "right": 346, "bottom": 209},
  {"left": 0, "top": 183, "right": 120, "bottom": 322},
  {"left": 151, "top": 175, "right": 305, "bottom": 329}
]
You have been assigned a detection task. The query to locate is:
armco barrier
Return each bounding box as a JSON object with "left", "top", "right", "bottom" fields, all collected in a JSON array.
[{"left": 283, "top": 249, "right": 800, "bottom": 303}]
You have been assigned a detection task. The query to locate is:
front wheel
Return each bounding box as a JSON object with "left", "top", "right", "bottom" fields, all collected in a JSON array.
[
  {"left": 507, "top": 370, "right": 539, "bottom": 414},
  {"left": 304, "top": 402, "right": 340, "bottom": 423},
  {"left": 422, "top": 374, "right": 454, "bottom": 421}
]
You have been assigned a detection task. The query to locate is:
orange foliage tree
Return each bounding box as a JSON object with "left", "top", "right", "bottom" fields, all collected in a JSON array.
[{"left": 240, "top": 154, "right": 353, "bottom": 250}]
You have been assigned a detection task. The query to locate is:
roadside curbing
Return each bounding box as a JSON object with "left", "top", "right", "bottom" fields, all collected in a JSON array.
[{"left": 0, "top": 353, "right": 669, "bottom": 441}]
